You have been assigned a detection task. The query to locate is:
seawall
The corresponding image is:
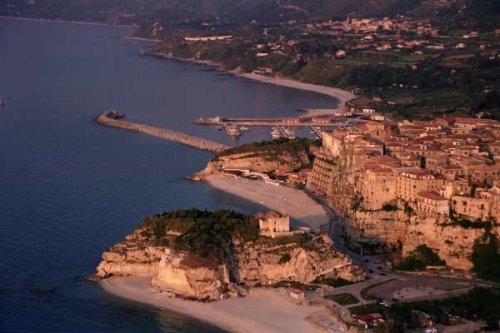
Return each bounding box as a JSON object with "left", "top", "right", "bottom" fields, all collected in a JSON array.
[{"left": 96, "top": 112, "right": 230, "bottom": 153}]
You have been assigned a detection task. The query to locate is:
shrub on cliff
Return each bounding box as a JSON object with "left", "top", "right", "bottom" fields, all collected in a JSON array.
[
  {"left": 214, "top": 138, "right": 315, "bottom": 158},
  {"left": 395, "top": 244, "right": 446, "bottom": 271},
  {"left": 279, "top": 253, "right": 291, "bottom": 264},
  {"left": 471, "top": 233, "right": 500, "bottom": 283},
  {"left": 382, "top": 203, "right": 398, "bottom": 212},
  {"left": 143, "top": 209, "right": 259, "bottom": 267}
]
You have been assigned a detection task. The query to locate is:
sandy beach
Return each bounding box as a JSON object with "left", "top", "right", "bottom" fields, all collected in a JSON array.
[
  {"left": 239, "top": 72, "right": 356, "bottom": 116},
  {"left": 205, "top": 173, "right": 329, "bottom": 232},
  {"left": 148, "top": 52, "right": 356, "bottom": 116},
  {"left": 101, "top": 276, "right": 326, "bottom": 333}
]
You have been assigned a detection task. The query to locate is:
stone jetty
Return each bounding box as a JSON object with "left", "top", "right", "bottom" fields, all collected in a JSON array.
[{"left": 96, "top": 112, "right": 230, "bottom": 153}]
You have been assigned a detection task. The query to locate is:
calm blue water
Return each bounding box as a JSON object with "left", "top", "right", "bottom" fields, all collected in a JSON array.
[{"left": 0, "top": 18, "right": 336, "bottom": 332}]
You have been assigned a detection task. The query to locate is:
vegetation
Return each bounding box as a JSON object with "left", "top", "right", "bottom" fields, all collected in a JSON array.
[
  {"left": 351, "top": 193, "right": 364, "bottom": 212},
  {"left": 312, "top": 276, "right": 356, "bottom": 288},
  {"left": 471, "top": 233, "right": 500, "bottom": 283},
  {"left": 144, "top": 209, "right": 259, "bottom": 267},
  {"left": 279, "top": 253, "right": 291, "bottom": 264},
  {"left": 381, "top": 203, "right": 398, "bottom": 212},
  {"left": 214, "top": 137, "right": 316, "bottom": 159},
  {"left": 443, "top": 215, "right": 492, "bottom": 230},
  {"left": 351, "top": 287, "right": 500, "bottom": 332},
  {"left": 395, "top": 245, "right": 445, "bottom": 271},
  {"left": 326, "top": 293, "right": 359, "bottom": 305}
]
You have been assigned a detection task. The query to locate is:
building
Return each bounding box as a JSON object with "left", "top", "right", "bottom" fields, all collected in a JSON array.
[
  {"left": 257, "top": 211, "right": 294, "bottom": 238},
  {"left": 355, "top": 313, "right": 385, "bottom": 328},
  {"left": 355, "top": 167, "right": 398, "bottom": 210},
  {"left": 416, "top": 191, "right": 449, "bottom": 215},
  {"left": 397, "top": 169, "right": 445, "bottom": 203},
  {"left": 184, "top": 35, "right": 232, "bottom": 42},
  {"left": 306, "top": 148, "right": 336, "bottom": 197},
  {"left": 451, "top": 188, "right": 498, "bottom": 221}
]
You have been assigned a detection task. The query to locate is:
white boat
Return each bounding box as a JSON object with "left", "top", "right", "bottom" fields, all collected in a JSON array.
[
  {"left": 284, "top": 128, "right": 295, "bottom": 139},
  {"left": 271, "top": 127, "right": 282, "bottom": 139},
  {"left": 225, "top": 125, "right": 241, "bottom": 137}
]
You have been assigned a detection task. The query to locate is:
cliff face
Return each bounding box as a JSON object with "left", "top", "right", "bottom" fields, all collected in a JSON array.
[
  {"left": 234, "top": 234, "right": 364, "bottom": 285},
  {"left": 203, "top": 138, "right": 315, "bottom": 175},
  {"left": 312, "top": 161, "right": 498, "bottom": 272},
  {"left": 345, "top": 210, "right": 491, "bottom": 270},
  {"left": 212, "top": 150, "right": 310, "bottom": 174},
  {"left": 95, "top": 213, "right": 364, "bottom": 301}
]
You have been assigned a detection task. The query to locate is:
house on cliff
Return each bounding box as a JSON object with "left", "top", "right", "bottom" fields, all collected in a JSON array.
[{"left": 257, "top": 211, "right": 294, "bottom": 238}]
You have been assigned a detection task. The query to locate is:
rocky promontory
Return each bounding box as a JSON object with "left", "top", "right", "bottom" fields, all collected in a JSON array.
[
  {"left": 191, "top": 138, "right": 318, "bottom": 180},
  {"left": 95, "top": 209, "right": 364, "bottom": 301}
]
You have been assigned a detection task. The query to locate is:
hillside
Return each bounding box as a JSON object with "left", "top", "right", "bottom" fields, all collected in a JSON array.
[{"left": 0, "top": 0, "right": 431, "bottom": 25}]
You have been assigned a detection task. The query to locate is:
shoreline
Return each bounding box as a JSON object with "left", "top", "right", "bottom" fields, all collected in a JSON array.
[
  {"left": 238, "top": 73, "right": 356, "bottom": 116},
  {"left": 204, "top": 173, "right": 329, "bottom": 232},
  {"left": 0, "top": 15, "right": 135, "bottom": 27},
  {"left": 149, "top": 52, "right": 356, "bottom": 116},
  {"left": 101, "top": 276, "right": 327, "bottom": 333},
  {"left": 123, "top": 36, "right": 161, "bottom": 43}
]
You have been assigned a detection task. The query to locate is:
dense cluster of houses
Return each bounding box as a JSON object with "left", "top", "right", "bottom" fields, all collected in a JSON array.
[{"left": 307, "top": 116, "right": 500, "bottom": 222}]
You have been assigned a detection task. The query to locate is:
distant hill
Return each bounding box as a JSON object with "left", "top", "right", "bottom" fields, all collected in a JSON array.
[
  {"left": 0, "top": 0, "right": 430, "bottom": 25},
  {"left": 1, "top": 0, "right": 497, "bottom": 27}
]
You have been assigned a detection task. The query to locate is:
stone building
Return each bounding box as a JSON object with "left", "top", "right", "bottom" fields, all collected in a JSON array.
[
  {"left": 397, "top": 169, "right": 445, "bottom": 203},
  {"left": 415, "top": 191, "right": 449, "bottom": 215},
  {"left": 355, "top": 167, "right": 398, "bottom": 210},
  {"left": 451, "top": 187, "right": 499, "bottom": 221},
  {"left": 257, "top": 211, "right": 294, "bottom": 238},
  {"left": 306, "top": 148, "right": 336, "bottom": 197}
]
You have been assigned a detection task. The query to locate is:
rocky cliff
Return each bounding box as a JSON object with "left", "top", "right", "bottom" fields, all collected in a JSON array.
[
  {"left": 206, "top": 138, "right": 315, "bottom": 175},
  {"left": 95, "top": 209, "right": 364, "bottom": 301},
  {"left": 322, "top": 164, "right": 499, "bottom": 271}
]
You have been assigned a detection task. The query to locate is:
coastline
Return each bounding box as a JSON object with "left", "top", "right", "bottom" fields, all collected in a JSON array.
[
  {"left": 0, "top": 15, "right": 135, "bottom": 27},
  {"left": 205, "top": 173, "right": 329, "bottom": 232},
  {"left": 238, "top": 73, "right": 356, "bottom": 116},
  {"left": 123, "top": 36, "right": 161, "bottom": 43},
  {"left": 101, "top": 276, "right": 325, "bottom": 333},
  {"left": 148, "top": 52, "right": 356, "bottom": 116}
]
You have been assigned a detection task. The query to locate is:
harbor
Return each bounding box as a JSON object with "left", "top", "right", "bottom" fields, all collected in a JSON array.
[
  {"left": 194, "top": 114, "right": 362, "bottom": 140},
  {"left": 96, "top": 111, "right": 230, "bottom": 153}
]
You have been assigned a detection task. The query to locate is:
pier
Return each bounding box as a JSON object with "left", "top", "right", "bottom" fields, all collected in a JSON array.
[
  {"left": 96, "top": 112, "right": 230, "bottom": 153},
  {"left": 194, "top": 116, "right": 359, "bottom": 128},
  {"left": 309, "top": 126, "right": 324, "bottom": 139}
]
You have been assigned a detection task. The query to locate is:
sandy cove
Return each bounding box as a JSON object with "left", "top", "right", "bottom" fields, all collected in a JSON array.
[
  {"left": 99, "top": 174, "right": 338, "bottom": 333},
  {"left": 101, "top": 276, "right": 327, "bottom": 333},
  {"left": 149, "top": 52, "right": 356, "bottom": 117},
  {"left": 205, "top": 173, "right": 329, "bottom": 232},
  {"left": 239, "top": 72, "right": 356, "bottom": 117}
]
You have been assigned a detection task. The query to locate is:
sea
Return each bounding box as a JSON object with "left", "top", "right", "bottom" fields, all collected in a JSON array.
[{"left": 0, "top": 18, "right": 337, "bottom": 332}]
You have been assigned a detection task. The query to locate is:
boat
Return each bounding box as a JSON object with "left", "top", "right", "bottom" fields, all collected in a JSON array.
[
  {"left": 107, "top": 109, "right": 126, "bottom": 119},
  {"left": 225, "top": 125, "right": 242, "bottom": 137},
  {"left": 0, "top": 99, "right": 5, "bottom": 106},
  {"left": 271, "top": 127, "right": 282, "bottom": 139},
  {"left": 240, "top": 126, "right": 249, "bottom": 131},
  {"left": 284, "top": 128, "right": 295, "bottom": 139}
]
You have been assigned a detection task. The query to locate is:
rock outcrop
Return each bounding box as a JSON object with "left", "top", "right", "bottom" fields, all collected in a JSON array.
[
  {"left": 212, "top": 150, "right": 310, "bottom": 174},
  {"left": 95, "top": 211, "right": 364, "bottom": 301}
]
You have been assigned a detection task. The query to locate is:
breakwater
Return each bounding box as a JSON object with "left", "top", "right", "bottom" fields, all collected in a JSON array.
[{"left": 96, "top": 112, "right": 230, "bottom": 153}]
